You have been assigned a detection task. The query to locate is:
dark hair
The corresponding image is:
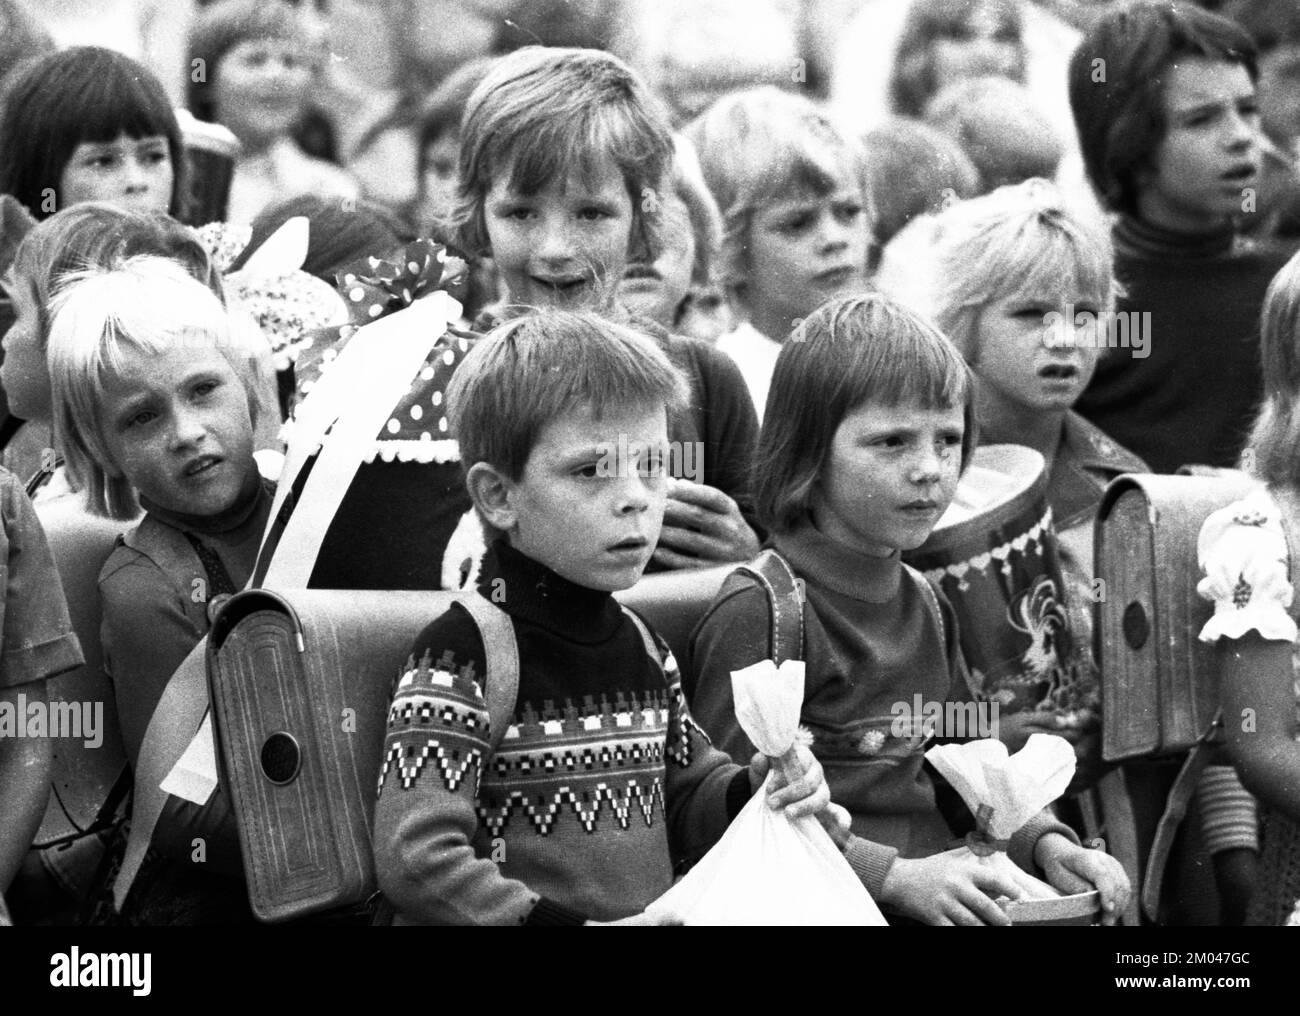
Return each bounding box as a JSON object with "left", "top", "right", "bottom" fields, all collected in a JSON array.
[
  {"left": 187, "top": 0, "right": 309, "bottom": 125},
  {"left": 1220, "top": 0, "right": 1300, "bottom": 53},
  {"left": 236, "top": 194, "right": 414, "bottom": 283},
  {"left": 446, "top": 308, "right": 690, "bottom": 483},
  {"left": 1068, "top": 0, "right": 1257, "bottom": 215},
  {"left": 756, "top": 294, "right": 975, "bottom": 533},
  {"left": 449, "top": 47, "right": 674, "bottom": 261},
  {"left": 0, "top": 47, "right": 185, "bottom": 220},
  {"left": 863, "top": 117, "right": 981, "bottom": 246},
  {"left": 889, "top": 0, "right": 1027, "bottom": 118}
]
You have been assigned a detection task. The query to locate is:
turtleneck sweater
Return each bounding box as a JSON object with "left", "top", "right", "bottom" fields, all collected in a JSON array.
[
  {"left": 372, "top": 539, "right": 751, "bottom": 925},
  {"left": 688, "top": 523, "right": 1076, "bottom": 898},
  {"left": 1075, "top": 214, "right": 1294, "bottom": 474}
]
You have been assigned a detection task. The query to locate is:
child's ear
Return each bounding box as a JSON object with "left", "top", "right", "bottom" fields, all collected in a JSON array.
[{"left": 465, "top": 461, "right": 517, "bottom": 533}]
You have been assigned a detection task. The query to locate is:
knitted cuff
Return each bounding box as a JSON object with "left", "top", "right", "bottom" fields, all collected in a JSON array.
[
  {"left": 726, "top": 768, "right": 754, "bottom": 820},
  {"left": 842, "top": 835, "right": 899, "bottom": 899},
  {"left": 524, "top": 897, "right": 588, "bottom": 926},
  {"left": 1197, "top": 764, "right": 1260, "bottom": 854},
  {"left": 1010, "top": 809, "right": 1080, "bottom": 875}
]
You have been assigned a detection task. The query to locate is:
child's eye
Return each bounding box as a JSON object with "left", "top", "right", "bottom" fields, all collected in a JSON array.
[
  {"left": 778, "top": 214, "right": 814, "bottom": 235},
  {"left": 834, "top": 202, "right": 864, "bottom": 223},
  {"left": 142, "top": 148, "right": 170, "bottom": 166},
  {"left": 126, "top": 409, "right": 157, "bottom": 429},
  {"left": 573, "top": 462, "right": 601, "bottom": 479},
  {"left": 193, "top": 379, "right": 220, "bottom": 398},
  {"left": 577, "top": 205, "right": 615, "bottom": 222},
  {"left": 636, "top": 449, "right": 665, "bottom": 478}
]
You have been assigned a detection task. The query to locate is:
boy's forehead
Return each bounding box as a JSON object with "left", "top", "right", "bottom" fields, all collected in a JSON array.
[
  {"left": 531, "top": 402, "right": 668, "bottom": 451},
  {"left": 1162, "top": 58, "right": 1256, "bottom": 110},
  {"left": 494, "top": 150, "right": 627, "bottom": 198}
]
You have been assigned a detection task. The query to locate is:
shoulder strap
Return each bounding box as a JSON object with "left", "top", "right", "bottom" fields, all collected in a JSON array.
[
  {"left": 456, "top": 592, "right": 520, "bottom": 754},
  {"left": 905, "top": 563, "right": 947, "bottom": 652},
  {"left": 734, "top": 549, "right": 804, "bottom": 664},
  {"left": 620, "top": 606, "right": 662, "bottom": 665}
]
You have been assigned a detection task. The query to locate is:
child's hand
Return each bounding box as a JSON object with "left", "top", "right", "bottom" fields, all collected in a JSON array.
[
  {"left": 1034, "top": 833, "right": 1131, "bottom": 926},
  {"left": 654, "top": 478, "right": 761, "bottom": 568},
  {"left": 587, "top": 911, "right": 681, "bottom": 926},
  {"left": 879, "top": 849, "right": 1022, "bottom": 926},
  {"left": 748, "top": 744, "right": 830, "bottom": 821}
]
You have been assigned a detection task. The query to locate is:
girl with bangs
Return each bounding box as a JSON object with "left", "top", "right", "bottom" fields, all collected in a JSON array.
[
  {"left": 0, "top": 47, "right": 184, "bottom": 220},
  {"left": 687, "top": 293, "right": 1129, "bottom": 925},
  {"left": 685, "top": 87, "right": 873, "bottom": 421}
]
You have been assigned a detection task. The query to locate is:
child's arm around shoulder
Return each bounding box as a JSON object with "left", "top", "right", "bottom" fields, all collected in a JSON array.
[{"left": 372, "top": 602, "right": 582, "bottom": 926}]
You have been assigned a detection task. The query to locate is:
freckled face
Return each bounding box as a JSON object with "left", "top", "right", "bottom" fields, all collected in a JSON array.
[
  {"left": 812, "top": 399, "right": 965, "bottom": 557},
  {"left": 98, "top": 345, "right": 257, "bottom": 517},
  {"left": 483, "top": 154, "right": 634, "bottom": 312}
]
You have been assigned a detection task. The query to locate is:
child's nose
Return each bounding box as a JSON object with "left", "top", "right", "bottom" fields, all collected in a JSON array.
[
  {"left": 535, "top": 218, "right": 578, "bottom": 265},
  {"left": 910, "top": 446, "right": 944, "bottom": 485},
  {"left": 123, "top": 156, "right": 151, "bottom": 193},
  {"left": 818, "top": 212, "right": 851, "bottom": 251},
  {"left": 169, "top": 405, "right": 208, "bottom": 446}
]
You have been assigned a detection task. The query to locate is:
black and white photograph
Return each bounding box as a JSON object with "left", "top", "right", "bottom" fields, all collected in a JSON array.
[{"left": 0, "top": 0, "right": 1289, "bottom": 997}]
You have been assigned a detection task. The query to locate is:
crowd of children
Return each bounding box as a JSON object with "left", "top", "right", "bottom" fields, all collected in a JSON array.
[{"left": 4, "top": 0, "right": 1300, "bottom": 927}]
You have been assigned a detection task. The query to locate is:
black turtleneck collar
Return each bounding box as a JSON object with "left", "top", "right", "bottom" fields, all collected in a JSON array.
[
  {"left": 475, "top": 539, "right": 625, "bottom": 644},
  {"left": 1114, "top": 213, "right": 1237, "bottom": 261},
  {"left": 138, "top": 470, "right": 272, "bottom": 538}
]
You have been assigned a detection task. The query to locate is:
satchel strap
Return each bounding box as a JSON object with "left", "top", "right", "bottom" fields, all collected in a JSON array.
[
  {"left": 905, "top": 563, "right": 946, "bottom": 654},
  {"left": 735, "top": 549, "right": 804, "bottom": 664},
  {"left": 456, "top": 592, "right": 520, "bottom": 754}
]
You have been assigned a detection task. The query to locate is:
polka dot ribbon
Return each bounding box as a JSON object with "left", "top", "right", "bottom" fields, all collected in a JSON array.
[
  {"left": 290, "top": 240, "right": 474, "bottom": 454},
  {"left": 336, "top": 239, "right": 466, "bottom": 328}
]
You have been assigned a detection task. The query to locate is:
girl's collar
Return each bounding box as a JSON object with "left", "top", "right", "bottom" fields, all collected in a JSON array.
[{"left": 772, "top": 520, "right": 903, "bottom": 603}]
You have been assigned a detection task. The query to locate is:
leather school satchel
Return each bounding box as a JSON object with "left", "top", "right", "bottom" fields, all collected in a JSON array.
[
  {"left": 206, "top": 588, "right": 673, "bottom": 923},
  {"left": 205, "top": 589, "right": 517, "bottom": 923},
  {"left": 1094, "top": 470, "right": 1257, "bottom": 762}
]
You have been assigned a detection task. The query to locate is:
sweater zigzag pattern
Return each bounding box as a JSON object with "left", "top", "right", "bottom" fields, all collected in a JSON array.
[{"left": 376, "top": 642, "right": 706, "bottom": 838}]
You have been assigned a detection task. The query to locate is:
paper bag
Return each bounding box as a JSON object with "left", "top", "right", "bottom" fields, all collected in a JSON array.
[
  {"left": 924, "top": 734, "right": 1077, "bottom": 899},
  {"left": 648, "top": 660, "right": 887, "bottom": 925}
]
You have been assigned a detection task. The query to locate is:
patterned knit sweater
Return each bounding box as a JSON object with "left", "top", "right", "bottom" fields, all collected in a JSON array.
[{"left": 372, "top": 540, "right": 751, "bottom": 925}]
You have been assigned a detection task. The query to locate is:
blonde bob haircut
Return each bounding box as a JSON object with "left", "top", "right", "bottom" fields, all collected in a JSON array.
[
  {"left": 683, "top": 86, "right": 873, "bottom": 302},
  {"left": 48, "top": 255, "right": 268, "bottom": 520},
  {"left": 927, "top": 178, "right": 1117, "bottom": 362},
  {"left": 1245, "top": 248, "right": 1300, "bottom": 488}
]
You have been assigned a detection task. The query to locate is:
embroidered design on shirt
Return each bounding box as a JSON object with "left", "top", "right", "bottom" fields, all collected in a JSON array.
[
  {"left": 1232, "top": 509, "right": 1268, "bottom": 528},
  {"left": 1232, "top": 577, "right": 1253, "bottom": 609}
]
